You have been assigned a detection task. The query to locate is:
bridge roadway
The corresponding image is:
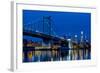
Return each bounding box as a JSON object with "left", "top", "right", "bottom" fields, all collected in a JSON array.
[{"left": 23, "top": 29, "right": 68, "bottom": 44}]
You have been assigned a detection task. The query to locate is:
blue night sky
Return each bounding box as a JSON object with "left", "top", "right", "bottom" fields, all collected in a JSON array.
[{"left": 23, "top": 10, "right": 91, "bottom": 42}]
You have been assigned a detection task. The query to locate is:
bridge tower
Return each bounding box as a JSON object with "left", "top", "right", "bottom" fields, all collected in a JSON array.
[
  {"left": 42, "top": 16, "right": 53, "bottom": 47},
  {"left": 42, "top": 16, "right": 52, "bottom": 35}
]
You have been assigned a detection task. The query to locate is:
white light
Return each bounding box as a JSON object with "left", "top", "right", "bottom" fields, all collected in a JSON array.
[
  {"left": 36, "top": 30, "right": 39, "bottom": 32},
  {"left": 75, "top": 35, "right": 77, "bottom": 38},
  {"left": 81, "top": 31, "right": 83, "bottom": 34},
  {"left": 67, "top": 39, "right": 71, "bottom": 41}
]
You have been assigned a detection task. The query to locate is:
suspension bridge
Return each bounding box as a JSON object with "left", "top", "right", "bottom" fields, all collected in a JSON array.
[
  {"left": 23, "top": 16, "right": 91, "bottom": 62},
  {"left": 23, "top": 16, "right": 68, "bottom": 46}
]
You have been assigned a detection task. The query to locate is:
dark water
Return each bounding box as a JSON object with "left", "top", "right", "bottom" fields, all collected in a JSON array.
[{"left": 23, "top": 47, "right": 91, "bottom": 62}]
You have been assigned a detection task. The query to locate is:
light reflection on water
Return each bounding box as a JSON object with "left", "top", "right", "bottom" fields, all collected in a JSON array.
[{"left": 23, "top": 47, "right": 91, "bottom": 62}]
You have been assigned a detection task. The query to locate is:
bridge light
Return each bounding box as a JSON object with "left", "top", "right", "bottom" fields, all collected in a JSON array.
[
  {"left": 75, "top": 35, "right": 77, "bottom": 38},
  {"left": 36, "top": 30, "right": 39, "bottom": 32}
]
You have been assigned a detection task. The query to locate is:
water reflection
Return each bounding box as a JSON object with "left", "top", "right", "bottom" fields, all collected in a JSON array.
[{"left": 23, "top": 47, "right": 91, "bottom": 62}]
